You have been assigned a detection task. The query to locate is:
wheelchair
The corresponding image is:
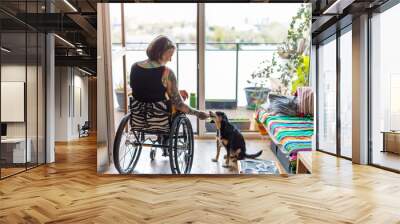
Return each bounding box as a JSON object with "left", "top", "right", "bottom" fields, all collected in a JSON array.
[{"left": 113, "top": 96, "right": 194, "bottom": 174}]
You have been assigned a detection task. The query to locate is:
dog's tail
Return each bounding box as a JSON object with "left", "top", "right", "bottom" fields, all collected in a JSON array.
[{"left": 245, "top": 150, "right": 263, "bottom": 158}]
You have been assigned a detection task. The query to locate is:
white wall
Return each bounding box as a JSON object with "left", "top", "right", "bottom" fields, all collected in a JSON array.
[
  {"left": 55, "top": 66, "right": 89, "bottom": 141},
  {"left": 1, "top": 63, "right": 46, "bottom": 164},
  {"left": 1, "top": 65, "right": 31, "bottom": 138}
]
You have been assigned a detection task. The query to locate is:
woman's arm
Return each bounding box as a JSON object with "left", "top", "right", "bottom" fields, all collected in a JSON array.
[{"left": 164, "top": 69, "right": 208, "bottom": 120}]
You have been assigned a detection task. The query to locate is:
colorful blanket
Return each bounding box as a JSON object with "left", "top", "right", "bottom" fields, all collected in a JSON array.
[{"left": 256, "top": 109, "right": 314, "bottom": 161}]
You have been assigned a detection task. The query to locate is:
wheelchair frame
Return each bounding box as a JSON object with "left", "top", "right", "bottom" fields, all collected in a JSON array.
[{"left": 113, "top": 107, "right": 194, "bottom": 175}]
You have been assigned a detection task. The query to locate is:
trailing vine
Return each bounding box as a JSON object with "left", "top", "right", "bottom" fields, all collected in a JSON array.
[{"left": 250, "top": 4, "right": 311, "bottom": 95}]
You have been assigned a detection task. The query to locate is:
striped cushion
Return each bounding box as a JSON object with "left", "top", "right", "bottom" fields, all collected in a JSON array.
[
  {"left": 129, "top": 96, "right": 171, "bottom": 134},
  {"left": 256, "top": 111, "right": 314, "bottom": 162}
]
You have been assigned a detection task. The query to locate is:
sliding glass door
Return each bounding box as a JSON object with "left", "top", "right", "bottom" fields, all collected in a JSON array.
[
  {"left": 316, "top": 25, "right": 353, "bottom": 159},
  {"left": 339, "top": 27, "right": 352, "bottom": 159},
  {"left": 204, "top": 3, "right": 303, "bottom": 133},
  {"left": 110, "top": 3, "right": 198, "bottom": 133},
  {"left": 317, "top": 36, "right": 337, "bottom": 154},
  {"left": 370, "top": 4, "right": 400, "bottom": 172},
  {"left": 110, "top": 3, "right": 307, "bottom": 137}
]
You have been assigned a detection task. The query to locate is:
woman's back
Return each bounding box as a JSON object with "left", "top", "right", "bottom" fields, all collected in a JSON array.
[{"left": 130, "top": 63, "right": 166, "bottom": 103}]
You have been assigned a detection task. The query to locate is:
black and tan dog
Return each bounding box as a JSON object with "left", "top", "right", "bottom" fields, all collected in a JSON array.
[{"left": 209, "top": 111, "right": 262, "bottom": 168}]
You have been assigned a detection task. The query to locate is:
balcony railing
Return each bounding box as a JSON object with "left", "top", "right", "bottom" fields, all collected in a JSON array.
[{"left": 112, "top": 42, "right": 281, "bottom": 107}]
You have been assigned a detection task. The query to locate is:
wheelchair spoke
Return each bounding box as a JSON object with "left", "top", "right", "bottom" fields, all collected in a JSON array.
[
  {"left": 117, "top": 131, "right": 140, "bottom": 172},
  {"left": 113, "top": 113, "right": 144, "bottom": 174}
]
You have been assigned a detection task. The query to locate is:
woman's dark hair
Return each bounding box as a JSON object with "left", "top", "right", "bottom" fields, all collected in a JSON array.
[{"left": 146, "top": 35, "right": 176, "bottom": 61}]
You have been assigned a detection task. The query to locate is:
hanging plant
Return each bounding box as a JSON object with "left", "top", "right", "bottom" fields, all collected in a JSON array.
[{"left": 249, "top": 4, "right": 311, "bottom": 95}]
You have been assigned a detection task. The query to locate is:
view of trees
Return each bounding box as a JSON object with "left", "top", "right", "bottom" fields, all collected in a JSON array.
[{"left": 111, "top": 17, "right": 289, "bottom": 46}]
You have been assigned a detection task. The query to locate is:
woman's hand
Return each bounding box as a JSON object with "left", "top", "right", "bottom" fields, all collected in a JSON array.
[
  {"left": 198, "top": 111, "right": 209, "bottom": 120},
  {"left": 179, "top": 90, "right": 188, "bottom": 101}
]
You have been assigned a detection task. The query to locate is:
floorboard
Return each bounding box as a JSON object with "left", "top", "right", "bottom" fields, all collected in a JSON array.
[
  {"left": 372, "top": 150, "right": 400, "bottom": 171},
  {"left": 105, "top": 138, "right": 285, "bottom": 174},
  {"left": 1, "top": 134, "right": 400, "bottom": 223}
]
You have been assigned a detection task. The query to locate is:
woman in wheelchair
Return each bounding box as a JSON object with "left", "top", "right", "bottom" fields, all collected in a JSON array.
[{"left": 113, "top": 35, "right": 209, "bottom": 174}]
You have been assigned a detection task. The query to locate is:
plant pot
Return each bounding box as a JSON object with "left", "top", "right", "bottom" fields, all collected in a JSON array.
[
  {"left": 244, "top": 87, "right": 270, "bottom": 110},
  {"left": 115, "top": 90, "right": 125, "bottom": 112}
]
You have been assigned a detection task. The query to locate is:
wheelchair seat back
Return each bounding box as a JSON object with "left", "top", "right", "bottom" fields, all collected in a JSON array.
[{"left": 129, "top": 96, "right": 172, "bottom": 134}]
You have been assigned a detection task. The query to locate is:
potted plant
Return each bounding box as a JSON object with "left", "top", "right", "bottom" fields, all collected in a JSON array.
[
  {"left": 115, "top": 82, "right": 126, "bottom": 112},
  {"left": 249, "top": 4, "right": 311, "bottom": 96},
  {"left": 244, "top": 81, "right": 270, "bottom": 110}
]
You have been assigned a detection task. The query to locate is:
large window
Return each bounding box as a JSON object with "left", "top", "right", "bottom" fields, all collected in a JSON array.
[
  {"left": 111, "top": 3, "right": 198, "bottom": 132},
  {"left": 317, "top": 29, "right": 353, "bottom": 158},
  {"left": 370, "top": 4, "right": 400, "bottom": 171},
  {"left": 204, "top": 3, "right": 302, "bottom": 133},
  {"left": 110, "top": 3, "right": 307, "bottom": 135},
  {"left": 317, "top": 37, "right": 337, "bottom": 154},
  {"left": 339, "top": 28, "right": 352, "bottom": 158}
]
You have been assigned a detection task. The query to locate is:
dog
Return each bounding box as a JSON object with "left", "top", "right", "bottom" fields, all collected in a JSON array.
[{"left": 209, "top": 111, "right": 262, "bottom": 168}]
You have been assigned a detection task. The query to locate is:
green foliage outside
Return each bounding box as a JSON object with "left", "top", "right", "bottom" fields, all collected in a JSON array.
[
  {"left": 113, "top": 20, "right": 288, "bottom": 50},
  {"left": 250, "top": 4, "right": 312, "bottom": 95},
  {"left": 292, "top": 55, "right": 310, "bottom": 93}
]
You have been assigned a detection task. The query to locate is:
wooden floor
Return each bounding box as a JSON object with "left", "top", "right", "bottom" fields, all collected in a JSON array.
[
  {"left": 1, "top": 163, "right": 45, "bottom": 178},
  {"left": 106, "top": 138, "right": 285, "bottom": 174},
  {"left": 1, "top": 167, "right": 26, "bottom": 178},
  {"left": 372, "top": 150, "right": 400, "bottom": 171},
  {"left": 1, "top": 135, "right": 400, "bottom": 223}
]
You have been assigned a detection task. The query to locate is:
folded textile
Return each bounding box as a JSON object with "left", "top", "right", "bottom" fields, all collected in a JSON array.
[{"left": 260, "top": 94, "right": 298, "bottom": 116}]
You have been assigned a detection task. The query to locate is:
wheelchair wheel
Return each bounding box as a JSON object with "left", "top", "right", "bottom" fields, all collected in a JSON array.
[
  {"left": 168, "top": 114, "right": 194, "bottom": 174},
  {"left": 113, "top": 113, "right": 142, "bottom": 174}
]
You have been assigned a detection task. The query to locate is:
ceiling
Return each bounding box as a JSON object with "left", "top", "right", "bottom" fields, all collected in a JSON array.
[
  {"left": 311, "top": 0, "right": 390, "bottom": 43},
  {"left": 0, "top": 0, "right": 97, "bottom": 75}
]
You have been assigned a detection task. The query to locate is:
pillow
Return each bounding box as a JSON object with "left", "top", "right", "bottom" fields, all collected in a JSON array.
[
  {"left": 296, "top": 87, "right": 314, "bottom": 116},
  {"left": 263, "top": 94, "right": 298, "bottom": 116}
]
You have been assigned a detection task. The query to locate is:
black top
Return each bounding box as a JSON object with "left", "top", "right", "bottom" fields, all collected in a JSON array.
[{"left": 129, "top": 63, "right": 167, "bottom": 102}]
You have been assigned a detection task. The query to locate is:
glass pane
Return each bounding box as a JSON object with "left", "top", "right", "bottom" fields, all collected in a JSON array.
[
  {"left": 205, "top": 44, "right": 236, "bottom": 101},
  {"left": 38, "top": 33, "right": 46, "bottom": 164},
  {"left": 26, "top": 0, "right": 38, "bottom": 169},
  {"left": 340, "top": 30, "right": 352, "bottom": 158},
  {"left": 204, "top": 3, "right": 304, "bottom": 133},
  {"left": 1, "top": 31, "right": 27, "bottom": 177},
  {"left": 110, "top": 4, "right": 122, "bottom": 45},
  {"left": 238, "top": 45, "right": 277, "bottom": 107},
  {"left": 27, "top": 31, "right": 38, "bottom": 168},
  {"left": 317, "top": 37, "right": 337, "bottom": 154},
  {"left": 123, "top": 3, "right": 198, "bottom": 133},
  {"left": 371, "top": 5, "right": 400, "bottom": 171},
  {"left": 110, "top": 4, "right": 125, "bottom": 130}
]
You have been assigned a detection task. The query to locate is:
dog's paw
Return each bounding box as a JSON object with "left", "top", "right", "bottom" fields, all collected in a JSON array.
[{"left": 211, "top": 158, "right": 218, "bottom": 162}]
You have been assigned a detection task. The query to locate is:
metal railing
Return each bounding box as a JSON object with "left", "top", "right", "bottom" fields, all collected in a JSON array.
[{"left": 113, "top": 42, "right": 281, "bottom": 104}]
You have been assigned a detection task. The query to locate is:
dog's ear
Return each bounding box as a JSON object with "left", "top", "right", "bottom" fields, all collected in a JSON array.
[{"left": 219, "top": 112, "right": 228, "bottom": 122}]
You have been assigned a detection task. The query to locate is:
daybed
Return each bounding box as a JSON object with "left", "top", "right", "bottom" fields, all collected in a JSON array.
[{"left": 255, "top": 87, "right": 314, "bottom": 173}]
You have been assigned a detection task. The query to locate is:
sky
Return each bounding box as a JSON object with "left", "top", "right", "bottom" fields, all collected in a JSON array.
[{"left": 112, "top": 3, "right": 305, "bottom": 29}]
